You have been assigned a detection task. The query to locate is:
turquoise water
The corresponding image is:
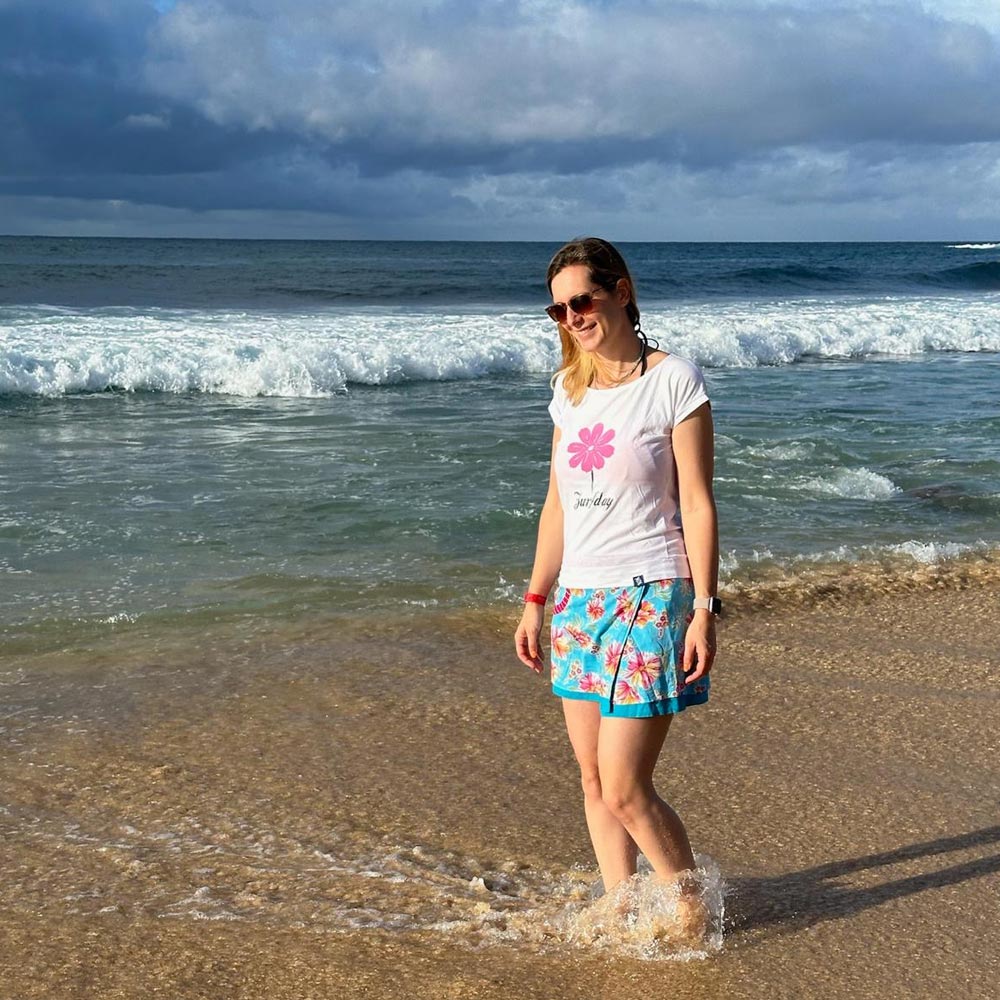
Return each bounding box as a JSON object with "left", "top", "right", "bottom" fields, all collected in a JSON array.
[
  {"left": 4, "top": 353, "right": 999, "bottom": 651},
  {"left": 2, "top": 239, "right": 999, "bottom": 652}
]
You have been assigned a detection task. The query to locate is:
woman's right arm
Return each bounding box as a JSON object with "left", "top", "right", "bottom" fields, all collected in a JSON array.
[{"left": 514, "top": 427, "right": 564, "bottom": 674}]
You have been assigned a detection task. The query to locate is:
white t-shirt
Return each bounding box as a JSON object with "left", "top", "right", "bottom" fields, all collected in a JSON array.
[{"left": 547, "top": 353, "right": 710, "bottom": 588}]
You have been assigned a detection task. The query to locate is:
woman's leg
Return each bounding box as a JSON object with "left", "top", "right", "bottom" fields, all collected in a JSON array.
[
  {"left": 561, "top": 698, "right": 638, "bottom": 891},
  {"left": 596, "top": 714, "right": 697, "bottom": 879}
]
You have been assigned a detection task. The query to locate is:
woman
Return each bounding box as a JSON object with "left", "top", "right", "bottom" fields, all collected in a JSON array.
[{"left": 514, "top": 237, "right": 720, "bottom": 933}]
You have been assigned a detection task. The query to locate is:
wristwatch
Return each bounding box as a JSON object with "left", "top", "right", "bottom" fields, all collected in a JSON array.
[{"left": 693, "top": 596, "right": 723, "bottom": 616}]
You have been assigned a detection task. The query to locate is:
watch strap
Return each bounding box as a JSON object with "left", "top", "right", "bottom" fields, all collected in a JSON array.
[{"left": 693, "top": 596, "right": 723, "bottom": 615}]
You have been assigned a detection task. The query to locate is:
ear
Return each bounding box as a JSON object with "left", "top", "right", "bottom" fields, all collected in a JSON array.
[{"left": 615, "top": 278, "right": 631, "bottom": 306}]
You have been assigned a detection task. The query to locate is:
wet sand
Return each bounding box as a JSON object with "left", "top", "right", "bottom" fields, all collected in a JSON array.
[{"left": 3, "top": 573, "right": 1000, "bottom": 999}]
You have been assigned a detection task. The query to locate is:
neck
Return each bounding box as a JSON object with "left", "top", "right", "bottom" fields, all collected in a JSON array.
[
  {"left": 594, "top": 333, "right": 644, "bottom": 370},
  {"left": 594, "top": 322, "right": 642, "bottom": 371},
  {"left": 592, "top": 338, "right": 646, "bottom": 387}
]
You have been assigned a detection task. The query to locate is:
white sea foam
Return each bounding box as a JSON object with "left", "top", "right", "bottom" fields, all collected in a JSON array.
[
  {"left": 720, "top": 538, "right": 995, "bottom": 577},
  {"left": 26, "top": 807, "right": 726, "bottom": 959},
  {"left": 658, "top": 294, "right": 1000, "bottom": 368},
  {"left": 744, "top": 441, "right": 816, "bottom": 461},
  {"left": 947, "top": 243, "right": 999, "bottom": 249},
  {"left": 796, "top": 466, "right": 901, "bottom": 500},
  {"left": 0, "top": 307, "right": 558, "bottom": 398},
  {"left": 901, "top": 540, "right": 991, "bottom": 561},
  {"left": 720, "top": 548, "right": 775, "bottom": 575},
  {"left": 804, "top": 538, "right": 991, "bottom": 565},
  {"left": 3, "top": 294, "right": 1000, "bottom": 396}
]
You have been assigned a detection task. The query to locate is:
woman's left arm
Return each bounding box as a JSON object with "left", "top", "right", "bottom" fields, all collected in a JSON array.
[{"left": 672, "top": 401, "right": 718, "bottom": 687}]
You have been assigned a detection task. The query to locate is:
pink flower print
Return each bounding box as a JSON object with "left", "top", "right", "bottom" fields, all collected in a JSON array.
[
  {"left": 550, "top": 627, "right": 571, "bottom": 660},
  {"left": 613, "top": 593, "right": 635, "bottom": 622},
  {"left": 565, "top": 623, "right": 591, "bottom": 648},
  {"left": 568, "top": 423, "right": 615, "bottom": 488},
  {"left": 624, "top": 650, "right": 662, "bottom": 690},
  {"left": 603, "top": 640, "right": 625, "bottom": 671},
  {"left": 633, "top": 599, "right": 657, "bottom": 627},
  {"left": 614, "top": 679, "right": 641, "bottom": 704},
  {"left": 585, "top": 594, "right": 604, "bottom": 621},
  {"left": 578, "top": 672, "right": 606, "bottom": 696}
]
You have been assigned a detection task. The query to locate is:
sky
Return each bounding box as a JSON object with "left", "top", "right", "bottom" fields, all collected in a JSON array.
[{"left": 1, "top": 0, "right": 999, "bottom": 240}]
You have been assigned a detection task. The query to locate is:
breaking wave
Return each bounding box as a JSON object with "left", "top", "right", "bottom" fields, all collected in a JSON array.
[{"left": 3, "top": 293, "right": 1000, "bottom": 397}]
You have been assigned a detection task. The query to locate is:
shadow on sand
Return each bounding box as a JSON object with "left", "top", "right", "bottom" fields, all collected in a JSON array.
[{"left": 725, "top": 824, "right": 1000, "bottom": 937}]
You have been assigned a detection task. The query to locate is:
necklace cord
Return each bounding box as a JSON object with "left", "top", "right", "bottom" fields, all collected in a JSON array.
[{"left": 593, "top": 340, "right": 648, "bottom": 388}]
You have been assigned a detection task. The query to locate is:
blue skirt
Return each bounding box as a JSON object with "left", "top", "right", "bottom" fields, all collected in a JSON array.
[{"left": 549, "top": 576, "right": 709, "bottom": 718}]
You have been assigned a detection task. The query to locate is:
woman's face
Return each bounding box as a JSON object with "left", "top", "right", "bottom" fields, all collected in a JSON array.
[{"left": 549, "top": 264, "right": 629, "bottom": 353}]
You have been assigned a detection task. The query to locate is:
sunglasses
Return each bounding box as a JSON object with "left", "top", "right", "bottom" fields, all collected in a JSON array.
[{"left": 545, "top": 286, "right": 605, "bottom": 325}]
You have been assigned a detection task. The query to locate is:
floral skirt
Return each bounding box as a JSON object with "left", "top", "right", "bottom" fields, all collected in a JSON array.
[{"left": 549, "top": 576, "right": 709, "bottom": 718}]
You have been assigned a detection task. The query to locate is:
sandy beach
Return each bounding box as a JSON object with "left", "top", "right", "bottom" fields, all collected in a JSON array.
[{"left": 3, "top": 562, "right": 1000, "bottom": 999}]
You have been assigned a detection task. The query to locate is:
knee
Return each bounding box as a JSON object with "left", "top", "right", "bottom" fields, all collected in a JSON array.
[
  {"left": 579, "top": 766, "right": 603, "bottom": 803},
  {"left": 601, "top": 781, "right": 651, "bottom": 824}
]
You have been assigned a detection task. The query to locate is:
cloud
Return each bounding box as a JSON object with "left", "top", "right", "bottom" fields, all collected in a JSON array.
[
  {"left": 1, "top": 0, "right": 999, "bottom": 237},
  {"left": 122, "top": 111, "right": 170, "bottom": 129},
  {"left": 143, "top": 0, "right": 1000, "bottom": 160}
]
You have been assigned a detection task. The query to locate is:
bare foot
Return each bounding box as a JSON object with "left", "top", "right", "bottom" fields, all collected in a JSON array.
[
  {"left": 649, "top": 869, "right": 709, "bottom": 948},
  {"left": 589, "top": 883, "right": 634, "bottom": 923},
  {"left": 674, "top": 893, "right": 709, "bottom": 947},
  {"left": 677, "top": 869, "right": 710, "bottom": 945},
  {"left": 563, "top": 883, "right": 636, "bottom": 946}
]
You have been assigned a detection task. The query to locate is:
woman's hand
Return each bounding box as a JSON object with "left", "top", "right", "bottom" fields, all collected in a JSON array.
[
  {"left": 514, "top": 604, "right": 546, "bottom": 674},
  {"left": 681, "top": 610, "right": 717, "bottom": 688}
]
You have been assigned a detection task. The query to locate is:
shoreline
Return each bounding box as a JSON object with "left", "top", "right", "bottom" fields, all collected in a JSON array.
[
  {"left": 5, "top": 543, "right": 1000, "bottom": 665},
  {"left": 2, "top": 571, "right": 999, "bottom": 997}
]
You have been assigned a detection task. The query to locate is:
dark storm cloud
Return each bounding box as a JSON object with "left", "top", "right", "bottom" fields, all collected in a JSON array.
[
  {"left": 1, "top": 0, "right": 999, "bottom": 238},
  {"left": 0, "top": 1, "right": 293, "bottom": 182},
  {"left": 141, "top": 0, "right": 1000, "bottom": 162}
]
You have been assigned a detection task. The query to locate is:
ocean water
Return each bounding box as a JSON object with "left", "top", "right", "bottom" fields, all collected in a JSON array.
[
  {"left": 4, "top": 237, "right": 1000, "bottom": 980},
  {"left": 2, "top": 237, "right": 1000, "bottom": 654}
]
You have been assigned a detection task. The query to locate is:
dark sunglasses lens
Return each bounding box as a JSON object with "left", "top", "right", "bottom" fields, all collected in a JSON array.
[{"left": 546, "top": 292, "right": 596, "bottom": 324}]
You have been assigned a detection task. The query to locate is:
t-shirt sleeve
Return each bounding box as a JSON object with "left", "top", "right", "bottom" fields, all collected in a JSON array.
[
  {"left": 664, "top": 357, "right": 710, "bottom": 428},
  {"left": 547, "top": 373, "right": 566, "bottom": 428}
]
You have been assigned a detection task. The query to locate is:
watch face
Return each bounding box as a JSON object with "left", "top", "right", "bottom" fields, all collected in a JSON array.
[{"left": 709, "top": 597, "right": 723, "bottom": 614}]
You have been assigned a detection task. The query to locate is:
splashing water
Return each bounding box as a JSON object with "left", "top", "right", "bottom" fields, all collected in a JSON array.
[
  {"left": 456, "top": 853, "right": 727, "bottom": 962},
  {"left": 507, "top": 854, "right": 727, "bottom": 962},
  {"left": 20, "top": 799, "right": 726, "bottom": 961}
]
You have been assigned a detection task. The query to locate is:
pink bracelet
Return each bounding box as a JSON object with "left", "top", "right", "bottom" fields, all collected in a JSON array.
[{"left": 523, "top": 591, "right": 547, "bottom": 606}]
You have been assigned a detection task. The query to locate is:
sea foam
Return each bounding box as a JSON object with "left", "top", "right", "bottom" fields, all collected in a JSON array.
[
  {"left": 796, "top": 467, "right": 902, "bottom": 500},
  {"left": 2, "top": 294, "right": 1000, "bottom": 397}
]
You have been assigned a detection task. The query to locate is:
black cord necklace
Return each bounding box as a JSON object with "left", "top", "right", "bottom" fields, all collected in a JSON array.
[{"left": 594, "top": 341, "right": 648, "bottom": 388}]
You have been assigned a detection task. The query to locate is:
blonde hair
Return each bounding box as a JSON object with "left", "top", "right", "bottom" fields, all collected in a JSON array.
[{"left": 546, "top": 237, "right": 642, "bottom": 406}]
